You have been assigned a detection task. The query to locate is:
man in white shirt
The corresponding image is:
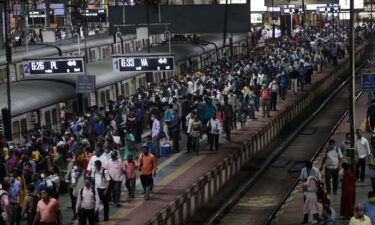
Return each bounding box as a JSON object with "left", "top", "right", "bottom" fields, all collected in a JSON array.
[
  {"left": 321, "top": 139, "right": 343, "bottom": 194},
  {"left": 93, "top": 160, "right": 111, "bottom": 222},
  {"left": 76, "top": 177, "right": 99, "bottom": 225},
  {"left": 300, "top": 161, "right": 321, "bottom": 183},
  {"left": 355, "top": 129, "right": 372, "bottom": 182},
  {"left": 87, "top": 149, "right": 107, "bottom": 176},
  {"left": 208, "top": 113, "right": 220, "bottom": 152}
]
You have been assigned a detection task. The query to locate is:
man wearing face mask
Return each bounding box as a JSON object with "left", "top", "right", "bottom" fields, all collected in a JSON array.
[
  {"left": 355, "top": 129, "right": 372, "bottom": 182},
  {"left": 320, "top": 139, "right": 343, "bottom": 195},
  {"left": 67, "top": 162, "right": 85, "bottom": 220},
  {"left": 139, "top": 146, "right": 157, "bottom": 200},
  {"left": 103, "top": 151, "right": 123, "bottom": 207},
  {"left": 93, "top": 160, "right": 110, "bottom": 222},
  {"left": 87, "top": 148, "right": 107, "bottom": 176},
  {"left": 363, "top": 191, "right": 375, "bottom": 225},
  {"left": 151, "top": 114, "right": 160, "bottom": 158},
  {"left": 76, "top": 177, "right": 99, "bottom": 225}
]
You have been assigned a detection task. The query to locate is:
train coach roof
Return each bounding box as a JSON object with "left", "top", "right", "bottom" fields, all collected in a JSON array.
[
  {"left": 0, "top": 79, "right": 76, "bottom": 120},
  {"left": 0, "top": 33, "right": 249, "bottom": 119}
]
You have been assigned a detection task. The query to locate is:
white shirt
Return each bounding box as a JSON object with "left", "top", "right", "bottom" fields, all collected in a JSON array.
[
  {"left": 87, "top": 154, "right": 108, "bottom": 175},
  {"left": 93, "top": 168, "right": 111, "bottom": 189},
  {"left": 300, "top": 167, "right": 321, "bottom": 182},
  {"left": 355, "top": 136, "right": 371, "bottom": 159},
  {"left": 325, "top": 147, "right": 343, "bottom": 169},
  {"left": 207, "top": 119, "right": 220, "bottom": 135}
]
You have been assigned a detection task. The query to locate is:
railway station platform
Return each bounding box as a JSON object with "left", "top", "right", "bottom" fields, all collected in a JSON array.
[
  {"left": 59, "top": 43, "right": 369, "bottom": 225},
  {"left": 271, "top": 91, "right": 372, "bottom": 225}
]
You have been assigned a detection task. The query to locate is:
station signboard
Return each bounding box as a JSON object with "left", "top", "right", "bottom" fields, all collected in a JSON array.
[
  {"left": 362, "top": 73, "right": 375, "bottom": 92},
  {"left": 81, "top": 8, "right": 107, "bottom": 22},
  {"left": 113, "top": 54, "right": 175, "bottom": 72},
  {"left": 23, "top": 57, "right": 85, "bottom": 76}
]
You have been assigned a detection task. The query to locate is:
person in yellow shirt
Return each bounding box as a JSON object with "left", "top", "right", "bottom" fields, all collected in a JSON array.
[
  {"left": 31, "top": 148, "right": 40, "bottom": 162},
  {"left": 349, "top": 204, "right": 372, "bottom": 225}
]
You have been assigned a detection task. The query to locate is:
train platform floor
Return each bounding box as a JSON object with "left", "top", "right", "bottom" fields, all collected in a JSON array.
[
  {"left": 272, "top": 91, "right": 372, "bottom": 225},
  {"left": 58, "top": 50, "right": 361, "bottom": 225}
]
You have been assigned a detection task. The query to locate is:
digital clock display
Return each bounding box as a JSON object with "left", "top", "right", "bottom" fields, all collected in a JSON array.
[
  {"left": 113, "top": 54, "right": 175, "bottom": 72},
  {"left": 24, "top": 57, "right": 85, "bottom": 75}
]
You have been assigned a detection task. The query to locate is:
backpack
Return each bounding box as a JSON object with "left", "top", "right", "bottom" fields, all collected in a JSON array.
[{"left": 80, "top": 187, "right": 96, "bottom": 203}]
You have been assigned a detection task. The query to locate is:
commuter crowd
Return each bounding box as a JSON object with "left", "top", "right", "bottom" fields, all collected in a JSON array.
[{"left": 0, "top": 23, "right": 371, "bottom": 225}]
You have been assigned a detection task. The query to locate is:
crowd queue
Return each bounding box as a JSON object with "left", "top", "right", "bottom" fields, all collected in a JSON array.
[{"left": 0, "top": 23, "right": 372, "bottom": 225}]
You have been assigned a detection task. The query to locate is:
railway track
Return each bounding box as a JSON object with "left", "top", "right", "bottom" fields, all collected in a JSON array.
[{"left": 196, "top": 63, "right": 366, "bottom": 225}]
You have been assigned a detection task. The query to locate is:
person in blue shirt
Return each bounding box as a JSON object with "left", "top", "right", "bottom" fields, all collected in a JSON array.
[
  {"left": 363, "top": 191, "right": 375, "bottom": 225},
  {"left": 171, "top": 109, "right": 181, "bottom": 153},
  {"left": 277, "top": 70, "right": 289, "bottom": 101}
]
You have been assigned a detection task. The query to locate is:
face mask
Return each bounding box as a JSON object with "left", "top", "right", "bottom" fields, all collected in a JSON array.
[
  {"left": 104, "top": 149, "right": 109, "bottom": 154},
  {"left": 24, "top": 167, "right": 30, "bottom": 171},
  {"left": 328, "top": 145, "right": 335, "bottom": 150},
  {"left": 357, "top": 134, "right": 362, "bottom": 138},
  {"left": 40, "top": 173, "right": 45, "bottom": 179},
  {"left": 151, "top": 117, "right": 155, "bottom": 121},
  {"left": 73, "top": 166, "right": 78, "bottom": 170},
  {"left": 95, "top": 152, "right": 101, "bottom": 157},
  {"left": 70, "top": 137, "right": 74, "bottom": 141},
  {"left": 85, "top": 182, "right": 91, "bottom": 188}
]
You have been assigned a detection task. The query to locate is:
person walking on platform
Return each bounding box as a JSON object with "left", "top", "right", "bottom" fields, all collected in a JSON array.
[
  {"left": 222, "top": 98, "right": 233, "bottom": 141},
  {"left": 171, "top": 109, "right": 181, "bottom": 153},
  {"left": 139, "top": 146, "right": 157, "bottom": 200},
  {"left": 320, "top": 139, "right": 343, "bottom": 195},
  {"left": 300, "top": 161, "right": 321, "bottom": 224},
  {"left": 302, "top": 176, "right": 319, "bottom": 225},
  {"left": 0, "top": 181, "right": 10, "bottom": 225},
  {"left": 151, "top": 114, "right": 161, "bottom": 157},
  {"left": 363, "top": 191, "right": 375, "bottom": 225},
  {"left": 355, "top": 129, "right": 372, "bottom": 182},
  {"left": 104, "top": 151, "right": 123, "bottom": 207},
  {"left": 289, "top": 67, "right": 299, "bottom": 95},
  {"left": 191, "top": 115, "right": 202, "bottom": 154},
  {"left": 207, "top": 113, "right": 220, "bottom": 152},
  {"left": 349, "top": 204, "right": 372, "bottom": 225},
  {"left": 268, "top": 78, "right": 279, "bottom": 111},
  {"left": 261, "top": 85, "right": 271, "bottom": 118},
  {"left": 93, "top": 160, "right": 110, "bottom": 222},
  {"left": 76, "top": 177, "right": 99, "bottom": 225},
  {"left": 124, "top": 154, "right": 138, "bottom": 199},
  {"left": 32, "top": 188, "right": 62, "bottom": 225},
  {"left": 340, "top": 162, "right": 356, "bottom": 218}
]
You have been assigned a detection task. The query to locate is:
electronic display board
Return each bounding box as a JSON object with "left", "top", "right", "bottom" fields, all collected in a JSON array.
[
  {"left": 23, "top": 57, "right": 85, "bottom": 75},
  {"left": 113, "top": 54, "right": 174, "bottom": 72}
]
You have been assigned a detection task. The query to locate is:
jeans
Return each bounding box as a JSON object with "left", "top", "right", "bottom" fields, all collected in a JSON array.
[
  {"left": 70, "top": 188, "right": 77, "bottom": 218},
  {"left": 172, "top": 130, "right": 179, "bottom": 152},
  {"left": 97, "top": 188, "right": 109, "bottom": 220},
  {"left": 140, "top": 174, "right": 153, "bottom": 198},
  {"left": 111, "top": 181, "right": 122, "bottom": 204},
  {"left": 187, "top": 134, "right": 193, "bottom": 152},
  {"left": 249, "top": 104, "right": 256, "bottom": 119},
  {"left": 356, "top": 158, "right": 366, "bottom": 181},
  {"left": 279, "top": 87, "right": 287, "bottom": 100},
  {"left": 152, "top": 136, "right": 160, "bottom": 157},
  {"left": 270, "top": 92, "right": 277, "bottom": 111},
  {"left": 125, "top": 178, "right": 136, "bottom": 197},
  {"left": 224, "top": 117, "right": 232, "bottom": 139},
  {"left": 325, "top": 168, "right": 339, "bottom": 194},
  {"left": 79, "top": 208, "right": 96, "bottom": 225},
  {"left": 262, "top": 100, "right": 270, "bottom": 117},
  {"left": 255, "top": 96, "right": 260, "bottom": 111},
  {"left": 291, "top": 79, "right": 298, "bottom": 94},
  {"left": 209, "top": 133, "right": 219, "bottom": 151},
  {"left": 192, "top": 136, "right": 200, "bottom": 153}
]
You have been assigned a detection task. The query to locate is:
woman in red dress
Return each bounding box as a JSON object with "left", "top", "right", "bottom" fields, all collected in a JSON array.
[{"left": 340, "top": 162, "right": 356, "bottom": 218}]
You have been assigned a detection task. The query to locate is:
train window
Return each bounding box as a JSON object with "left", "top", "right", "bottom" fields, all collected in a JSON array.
[
  {"left": 20, "top": 119, "right": 27, "bottom": 135},
  {"left": 105, "top": 89, "right": 111, "bottom": 102},
  {"left": 51, "top": 108, "right": 58, "bottom": 125},
  {"left": 44, "top": 110, "right": 51, "bottom": 124},
  {"left": 100, "top": 91, "right": 105, "bottom": 106},
  {"left": 121, "top": 84, "right": 125, "bottom": 96},
  {"left": 12, "top": 121, "right": 20, "bottom": 138}
]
